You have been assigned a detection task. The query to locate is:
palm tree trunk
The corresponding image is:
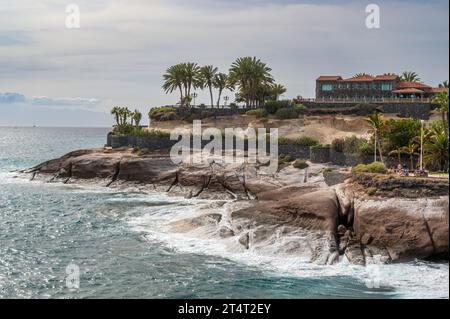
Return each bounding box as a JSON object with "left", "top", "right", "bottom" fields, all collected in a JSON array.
[
  {"left": 410, "top": 155, "right": 414, "bottom": 170},
  {"left": 216, "top": 89, "right": 223, "bottom": 108},
  {"left": 209, "top": 86, "right": 214, "bottom": 108},
  {"left": 442, "top": 112, "right": 449, "bottom": 139},
  {"left": 377, "top": 140, "right": 384, "bottom": 164},
  {"left": 179, "top": 86, "right": 184, "bottom": 104}
]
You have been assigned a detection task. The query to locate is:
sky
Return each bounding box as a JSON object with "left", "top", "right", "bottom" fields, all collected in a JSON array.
[{"left": 0, "top": 0, "right": 449, "bottom": 127}]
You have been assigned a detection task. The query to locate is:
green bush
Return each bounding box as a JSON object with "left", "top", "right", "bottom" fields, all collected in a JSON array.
[
  {"left": 149, "top": 106, "right": 178, "bottom": 121},
  {"left": 366, "top": 162, "right": 387, "bottom": 174},
  {"left": 294, "top": 136, "right": 319, "bottom": 147},
  {"left": 293, "top": 160, "right": 309, "bottom": 169},
  {"left": 293, "top": 104, "right": 307, "bottom": 112},
  {"left": 246, "top": 108, "right": 268, "bottom": 118},
  {"left": 275, "top": 107, "right": 298, "bottom": 119},
  {"left": 353, "top": 164, "right": 369, "bottom": 173},
  {"left": 264, "top": 100, "right": 293, "bottom": 114},
  {"left": 367, "top": 187, "right": 378, "bottom": 196},
  {"left": 353, "top": 162, "right": 387, "bottom": 174},
  {"left": 324, "top": 167, "right": 333, "bottom": 173},
  {"left": 279, "top": 154, "right": 295, "bottom": 163}
]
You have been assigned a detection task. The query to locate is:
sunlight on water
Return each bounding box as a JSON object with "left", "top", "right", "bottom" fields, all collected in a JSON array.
[{"left": 0, "top": 127, "right": 448, "bottom": 299}]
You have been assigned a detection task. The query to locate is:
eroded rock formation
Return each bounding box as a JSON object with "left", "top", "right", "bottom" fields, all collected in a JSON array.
[{"left": 21, "top": 148, "right": 449, "bottom": 265}]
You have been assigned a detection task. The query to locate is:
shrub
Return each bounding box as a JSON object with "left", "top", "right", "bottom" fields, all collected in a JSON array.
[
  {"left": 279, "top": 154, "right": 295, "bottom": 163},
  {"left": 343, "top": 136, "right": 367, "bottom": 154},
  {"left": 246, "top": 108, "right": 268, "bottom": 118},
  {"left": 264, "top": 100, "right": 293, "bottom": 115},
  {"left": 353, "top": 162, "right": 387, "bottom": 174},
  {"left": 293, "top": 104, "right": 307, "bottom": 114},
  {"left": 275, "top": 107, "right": 298, "bottom": 119},
  {"left": 332, "top": 138, "right": 345, "bottom": 153},
  {"left": 149, "top": 106, "right": 178, "bottom": 121},
  {"left": 353, "top": 164, "right": 369, "bottom": 173},
  {"left": 367, "top": 187, "right": 378, "bottom": 196},
  {"left": 293, "top": 160, "right": 309, "bottom": 169},
  {"left": 366, "top": 162, "right": 387, "bottom": 174},
  {"left": 294, "top": 136, "right": 319, "bottom": 147},
  {"left": 324, "top": 167, "right": 333, "bottom": 173}
]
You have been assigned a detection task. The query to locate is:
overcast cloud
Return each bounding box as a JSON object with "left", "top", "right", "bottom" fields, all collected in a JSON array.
[{"left": 0, "top": 0, "right": 448, "bottom": 126}]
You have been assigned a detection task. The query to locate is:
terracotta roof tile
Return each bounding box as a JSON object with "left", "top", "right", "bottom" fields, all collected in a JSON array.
[
  {"left": 431, "top": 87, "right": 449, "bottom": 93},
  {"left": 343, "top": 75, "right": 375, "bottom": 82},
  {"left": 396, "top": 82, "right": 432, "bottom": 89},
  {"left": 374, "top": 75, "right": 399, "bottom": 81},
  {"left": 316, "top": 76, "right": 342, "bottom": 81}
]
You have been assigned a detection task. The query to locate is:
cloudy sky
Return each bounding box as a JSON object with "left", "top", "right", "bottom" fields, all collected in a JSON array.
[{"left": 0, "top": 0, "right": 448, "bottom": 126}]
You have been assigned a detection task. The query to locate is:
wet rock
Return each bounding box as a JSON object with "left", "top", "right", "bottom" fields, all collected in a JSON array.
[
  {"left": 219, "top": 226, "right": 235, "bottom": 238},
  {"left": 337, "top": 225, "right": 347, "bottom": 236},
  {"left": 239, "top": 233, "right": 250, "bottom": 250},
  {"left": 345, "top": 239, "right": 366, "bottom": 265}
]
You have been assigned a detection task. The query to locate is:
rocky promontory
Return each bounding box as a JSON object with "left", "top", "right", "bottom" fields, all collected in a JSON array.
[{"left": 20, "top": 148, "right": 449, "bottom": 265}]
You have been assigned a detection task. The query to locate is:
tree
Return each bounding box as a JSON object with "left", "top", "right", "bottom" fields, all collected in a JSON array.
[
  {"left": 401, "top": 71, "right": 421, "bottom": 83},
  {"left": 433, "top": 92, "right": 449, "bottom": 139},
  {"left": 111, "top": 106, "right": 121, "bottom": 125},
  {"left": 384, "top": 118, "right": 421, "bottom": 151},
  {"left": 367, "top": 112, "right": 385, "bottom": 163},
  {"left": 271, "top": 84, "right": 287, "bottom": 101},
  {"left": 199, "top": 65, "right": 218, "bottom": 108},
  {"left": 353, "top": 73, "right": 373, "bottom": 78},
  {"left": 213, "top": 73, "right": 234, "bottom": 108},
  {"left": 229, "top": 57, "right": 274, "bottom": 108},
  {"left": 162, "top": 64, "right": 185, "bottom": 104},
  {"left": 424, "top": 122, "right": 449, "bottom": 172},
  {"left": 389, "top": 147, "right": 404, "bottom": 165},
  {"left": 401, "top": 142, "right": 419, "bottom": 170},
  {"left": 118, "top": 107, "right": 132, "bottom": 125},
  {"left": 181, "top": 62, "right": 201, "bottom": 106},
  {"left": 438, "top": 80, "right": 449, "bottom": 88},
  {"left": 132, "top": 110, "right": 142, "bottom": 127}
]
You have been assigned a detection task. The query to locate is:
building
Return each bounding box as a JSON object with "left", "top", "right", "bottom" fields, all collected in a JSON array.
[{"left": 316, "top": 74, "right": 447, "bottom": 101}]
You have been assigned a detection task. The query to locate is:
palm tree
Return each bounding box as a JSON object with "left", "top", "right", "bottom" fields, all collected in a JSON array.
[
  {"left": 229, "top": 57, "right": 274, "bottom": 108},
  {"left": 213, "top": 73, "right": 234, "bottom": 108},
  {"left": 271, "top": 84, "right": 287, "bottom": 101},
  {"left": 401, "top": 71, "right": 421, "bottom": 83},
  {"left": 433, "top": 92, "right": 449, "bottom": 138},
  {"left": 163, "top": 64, "right": 185, "bottom": 104},
  {"left": 181, "top": 62, "right": 201, "bottom": 106},
  {"left": 367, "top": 112, "right": 385, "bottom": 163},
  {"left": 389, "top": 147, "right": 403, "bottom": 165},
  {"left": 353, "top": 73, "right": 373, "bottom": 78},
  {"left": 199, "top": 65, "right": 218, "bottom": 108},
  {"left": 401, "top": 142, "right": 419, "bottom": 170},
  {"left": 438, "top": 80, "right": 449, "bottom": 88},
  {"left": 111, "top": 106, "right": 121, "bottom": 125},
  {"left": 132, "top": 110, "right": 142, "bottom": 127},
  {"left": 424, "top": 122, "right": 449, "bottom": 172}
]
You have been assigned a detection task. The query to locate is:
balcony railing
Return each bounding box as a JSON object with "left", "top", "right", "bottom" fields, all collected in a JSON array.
[{"left": 300, "top": 97, "right": 434, "bottom": 104}]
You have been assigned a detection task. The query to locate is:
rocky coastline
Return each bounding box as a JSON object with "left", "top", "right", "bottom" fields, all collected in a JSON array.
[{"left": 20, "top": 148, "right": 449, "bottom": 265}]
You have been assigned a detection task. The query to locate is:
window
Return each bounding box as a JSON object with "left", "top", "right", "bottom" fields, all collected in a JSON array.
[
  {"left": 381, "top": 82, "right": 393, "bottom": 91},
  {"left": 322, "top": 84, "right": 333, "bottom": 91}
]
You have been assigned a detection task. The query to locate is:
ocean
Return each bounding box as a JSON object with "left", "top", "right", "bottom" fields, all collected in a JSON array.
[{"left": 0, "top": 127, "right": 448, "bottom": 299}]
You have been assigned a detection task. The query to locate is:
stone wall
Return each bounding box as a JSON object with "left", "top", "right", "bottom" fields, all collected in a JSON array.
[{"left": 107, "top": 134, "right": 420, "bottom": 168}]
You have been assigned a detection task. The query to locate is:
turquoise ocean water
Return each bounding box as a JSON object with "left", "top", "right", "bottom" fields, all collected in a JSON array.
[{"left": 0, "top": 127, "right": 448, "bottom": 299}]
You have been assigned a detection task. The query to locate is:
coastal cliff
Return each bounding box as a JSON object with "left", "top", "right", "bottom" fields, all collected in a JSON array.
[{"left": 21, "top": 148, "right": 449, "bottom": 265}]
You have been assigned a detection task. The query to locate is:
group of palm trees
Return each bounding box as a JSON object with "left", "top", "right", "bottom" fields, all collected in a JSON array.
[
  {"left": 366, "top": 105, "right": 449, "bottom": 172},
  {"left": 110, "top": 106, "right": 142, "bottom": 127},
  {"left": 162, "top": 57, "right": 286, "bottom": 108}
]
